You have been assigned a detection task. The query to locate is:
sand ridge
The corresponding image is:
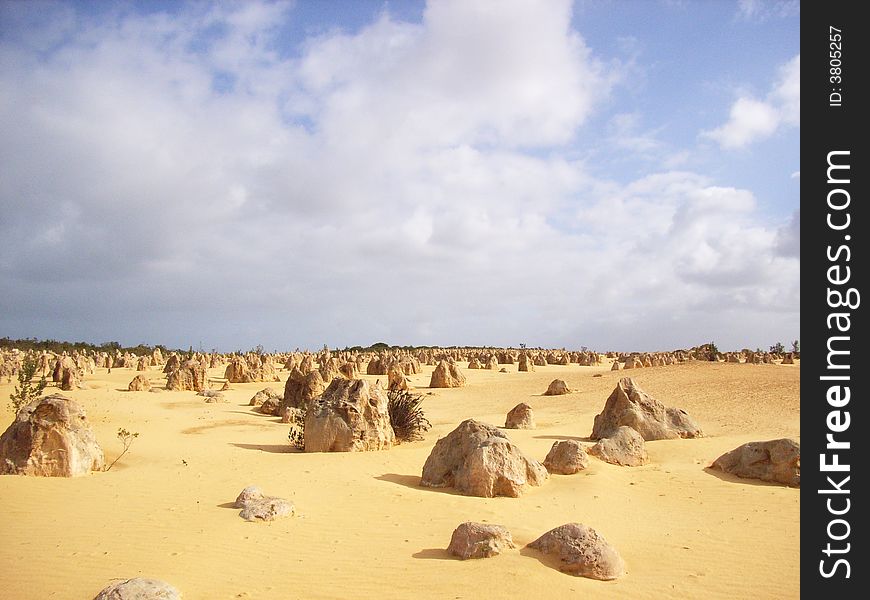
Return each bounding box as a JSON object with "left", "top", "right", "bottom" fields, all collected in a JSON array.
[{"left": 0, "top": 359, "right": 799, "bottom": 599}]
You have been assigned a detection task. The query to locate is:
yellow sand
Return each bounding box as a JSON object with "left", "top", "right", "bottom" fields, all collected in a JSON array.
[{"left": 0, "top": 360, "right": 799, "bottom": 599}]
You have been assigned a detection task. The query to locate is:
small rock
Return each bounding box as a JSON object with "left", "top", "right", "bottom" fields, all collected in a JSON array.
[
  {"left": 447, "top": 522, "right": 515, "bottom": 559},
  {"left": 544, "top": 379, "right": 570, "bottom": 395},
  {"left": 93, "top": 577, "right": 182, "bottom": 600},
  {"left": 543, "top": 440, "right": 590, "bottom": 474}
]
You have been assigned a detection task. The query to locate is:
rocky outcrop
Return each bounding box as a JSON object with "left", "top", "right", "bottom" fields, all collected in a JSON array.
[
  {"left": 543, "top": 440, "right": 590, "bottom": 474},
  {"left": 447, "top": 522, "right": 516, "bottom": 560},
  {"left": 527, "top": 523, "right": 625, "bottom": 580},
  {"left": 504, "top": 403, "right": 535, "bottom": 429},
  {"left": 304, "top": 379, "right": 394, "bottom": 452},
  {"left": 591, "top": 377, "right": 701, "bottom": 441},
  {"left": 589, "top": 426, "right": 649, "bottom": 466},
  {"left": 93, "top": 578, "right": 182, "bottom": 600},
  {"left": 710, "top": 438, "right": 800, "bottom": 486},
  {"left": 420, "top": 419, "right": 547, "bottom": 497},
  {"left": 467, "top": 358, "right": 482, "bottom": 369},
  {"left": 544, "top": 379, "right": 570, "bottom": 396},
  {"left": 429, "top": 360, "right": 466, "bottom": 388},
  {"left": 0, "top": 394, "right": 104, "bottom": 476}
]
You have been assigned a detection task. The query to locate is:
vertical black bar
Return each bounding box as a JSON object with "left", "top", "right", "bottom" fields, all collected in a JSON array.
[{"left": 803, "top": 1, "right": 865, "bottom": 595}]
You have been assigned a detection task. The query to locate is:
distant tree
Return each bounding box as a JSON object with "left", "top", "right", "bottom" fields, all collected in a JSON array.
[
  {"left": 770, "top": 342, "right": 785, "bottom": 354},
  {"left": 791, "top": 340, "right": 800, "bottom": 353}
]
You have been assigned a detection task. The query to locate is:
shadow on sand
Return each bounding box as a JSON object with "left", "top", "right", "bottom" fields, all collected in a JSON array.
[
  {"left": 532, "top": 434, "right": 593, "bottom": 443},
  {"left": 412, "top": 548, "right": 454, "bottom": 561},
  {"left": 230, "top": 442, "right": 297, "bottom": 454},
  {"left": 375, "top": 473, "right": 466, "bottom": 497},
  {"left": 702, "top": 467, "right": 798, "bottom": 488}
]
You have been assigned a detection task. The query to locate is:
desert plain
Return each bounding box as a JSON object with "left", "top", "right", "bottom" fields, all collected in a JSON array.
[{"left": 0, "top": 352, "right": 799, "bottom": 599}]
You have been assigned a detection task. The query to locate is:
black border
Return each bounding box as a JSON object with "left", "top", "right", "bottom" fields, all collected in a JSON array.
[{"left": 802, "top": 2, "right": 865, "bottom": 594}]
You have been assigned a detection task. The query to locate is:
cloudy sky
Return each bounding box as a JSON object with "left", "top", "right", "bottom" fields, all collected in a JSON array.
[{"left": 0, "top": 0, "right": 799, "bottom": 352}]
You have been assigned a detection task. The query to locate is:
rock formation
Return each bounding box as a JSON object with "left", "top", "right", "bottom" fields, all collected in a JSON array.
[
  {"left": 591, "top": 377, "right": 702, "bottom": 440},
  {"left": 233, "top": 485, "right": 295, "bottom": 522},
  {"left": 127, "top": 375, "right": 151, "bottom": 392},
  {"left": 304, "top": 379, "right": 394, "bottom": 452},
  {"left": 710, "top": 438, "right": 800, "bottom": 486},
  {"left": 544, "top": 379, "right": 570, "bottom": 396},
  {"left": 429, "top": 360, "right": 466, "bottom": 388},
  {"left": 93, "top": 578, "right": 182, "bottom": 600},
  {"left": 166, "top": 360, "right": 207, "bottom": 392},
  {"left": 589, "top": 426, "right": 649, "bottom": 466},
  {"left": 527, "top": 523, "right": 625, "bottom": 580},
  {"left": 0, "top": 394, "right": 104, "bottom": 476},
  {"left": 447, "top": 522, "right": 515, "bottom": 560},
  {"left": 504, "top": 403, "right": 535, "bottom": 429},
  {"left": 543, "top": 440, "right": 590, "bottom": 474},
  {"left": 420, "top": 419, "right": 547, "bottom": 497}
]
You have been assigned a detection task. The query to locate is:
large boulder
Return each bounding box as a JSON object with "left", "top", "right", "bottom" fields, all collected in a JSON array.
[
  {"left": 0, "top": 394, "right": 105, "bottom": 476},
  {"left": 591, "top": 377, "right": 702, "bottom": 441},
  {"left": 527, "top": 523, "right": 625, "bottom": 580},
  {"left": 166, "top": 360, "right": 207, "bottom": 392},
  {"left": 588, "top": 426, "right": 649, "bottom": 466},
  {"left": 93, "top": 578, "right": 181, "bottom": 600},
  {"left": 447, "top": 522, "right": 516, "bottom": 560},
  {"left": 304, "top": 379, "right": 395, "bottom": 452},
  {"left": 544, "top": 379, "right": 570, "bottom": 396},
  {"left": 429, "top": 360, "right": 466, "bottom": 388},
  {"left": 420, "top": 419, "right": 548, "bottom": 498},
  {"left": 710, "top": 438, "right": 800, "bottom": 487},
  {"left": 504, "top": 403, "right": 535, "bottom": 429},
  {"left": 543, "top": 440, "right": 590, "bottom": 475}
]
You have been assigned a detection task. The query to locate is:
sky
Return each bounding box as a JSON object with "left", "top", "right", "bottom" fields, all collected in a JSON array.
[{"left": 0, "top": 0, "right": 800, "bottom": 353}]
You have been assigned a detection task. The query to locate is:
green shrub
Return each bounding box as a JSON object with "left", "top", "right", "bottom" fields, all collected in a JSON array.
[
  {"left": 9, "top": 354, "right": 47, "bottom": 415},
  {"left": 387, "top": 388, "right": 431, "bottom": 443},
  {"left": 104, "top": 428, "right": 139, "bottom": 471}
]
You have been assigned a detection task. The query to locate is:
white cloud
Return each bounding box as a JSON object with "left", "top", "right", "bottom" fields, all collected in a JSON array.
[
  {"left": 702, "top": 54, "right": 799, "bottom": 149},
  {"left": 0, "top": 1, "right": 799, "bottom": 352},
  {"left": 736, "top": 0, "right": 800, "bottom": 22}
]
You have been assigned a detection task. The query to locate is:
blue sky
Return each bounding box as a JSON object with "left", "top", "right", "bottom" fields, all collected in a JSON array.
[{"left": 0, "top": 0, "right": 799, "bottom": 352}]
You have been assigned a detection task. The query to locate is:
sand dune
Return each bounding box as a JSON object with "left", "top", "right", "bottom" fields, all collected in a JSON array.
[{"left": 0, "top": 359, "right": 799, "bottom": 599}]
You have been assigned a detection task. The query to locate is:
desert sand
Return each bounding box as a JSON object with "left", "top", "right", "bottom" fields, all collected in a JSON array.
[{"left": 0, "top": 358, "right": 799, "bottom": 599}]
